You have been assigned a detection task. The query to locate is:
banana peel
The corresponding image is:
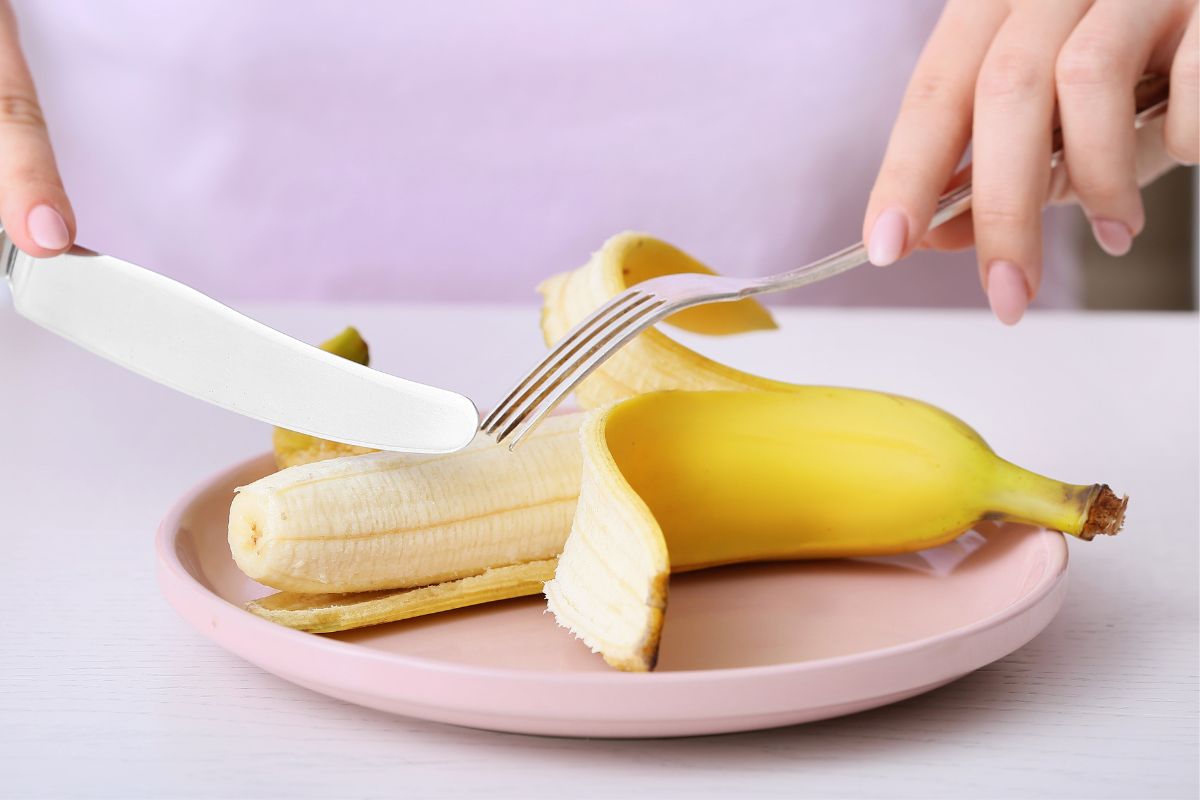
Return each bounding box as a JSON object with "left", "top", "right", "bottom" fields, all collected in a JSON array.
[
  {"left": 247, "top": 559, "right": 557, "bottom": 633},
  {"left": 538, "top": 232, "right": 791, "bottom": 408},
  {"left": 545, "top": 390, "right": 1124, "bottom": 671},
  {"left": 539, "top": 234, "right": 1124, "bottom": 670},
  {"left": 272, "top": 327, "right": 378, "bottom": 468}
]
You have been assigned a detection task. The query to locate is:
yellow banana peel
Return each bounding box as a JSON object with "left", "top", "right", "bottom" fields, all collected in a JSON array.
[
  {"left": 538, "top": 232, "right": 788, "bottom": 408},
  {"left": 538, "top": 233, "right": 1123, "bottom": 670},
  {"left": 271, "top": 326, "right": 378, "bottom": 468},
  {"left": 246, "top": 558, "right": 557, "bottom": 633},
  {"left": 545, "top": 390, "right": 1124, "bottom": 671}
]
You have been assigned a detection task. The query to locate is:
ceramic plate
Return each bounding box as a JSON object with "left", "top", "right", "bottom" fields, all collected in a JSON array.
[{"left": 157, "top": 453, "right": 1068, "bottom": 738}]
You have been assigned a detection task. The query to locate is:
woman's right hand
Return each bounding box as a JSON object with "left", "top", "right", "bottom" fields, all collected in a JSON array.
[
  {"left": 863, "top": 0, "right": 1197, "bottom": 325},
  {"left": 0, "top": 0, "right": 74, "bottom": 255}
]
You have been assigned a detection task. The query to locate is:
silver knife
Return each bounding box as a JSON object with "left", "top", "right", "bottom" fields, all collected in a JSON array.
[{"left": 1, "top": 229, "right": 479, "bottom": 453}]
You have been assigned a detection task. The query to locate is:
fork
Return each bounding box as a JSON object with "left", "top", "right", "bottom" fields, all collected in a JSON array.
[{"left": 483, "top": 79, "right": 1170, "bottom": 449}]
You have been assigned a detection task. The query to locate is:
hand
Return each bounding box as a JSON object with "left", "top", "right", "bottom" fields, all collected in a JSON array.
[
  {"left": 0, "top": 1, "right": 74, "bottom": 255},
  {"left": 863, "top": 0, "right": 1198, "bottom": 324}
]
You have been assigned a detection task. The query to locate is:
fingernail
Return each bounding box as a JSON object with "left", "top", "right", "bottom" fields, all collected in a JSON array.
[
  {"left": 27, "top": 204, "right": 69, "bottom": 251},
  {"left": 867, "top": 208, "right": 908, "bottom": 266},
  {"left": 1091, "top": 218, "right": 1132, "bottom": 257},
  {"left": 986, "top": 260, "right": 1030, "bottom": 326}
]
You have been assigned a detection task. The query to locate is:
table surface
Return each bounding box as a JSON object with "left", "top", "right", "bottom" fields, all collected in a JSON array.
[{"left": 1, "top": 299, "right": 1196, "bottom": 800}]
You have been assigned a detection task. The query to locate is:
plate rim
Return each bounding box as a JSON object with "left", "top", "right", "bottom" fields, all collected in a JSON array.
[{"left": 157, "top": 450, "right": 1070, "bottom": 687}]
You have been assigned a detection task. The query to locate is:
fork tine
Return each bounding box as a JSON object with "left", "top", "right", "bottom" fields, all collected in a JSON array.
[
  {"left": 497, "top": 298, "right": 669, "bottom": 447},
  {"left": 480, "top": 290, "right": 650, "bottom": 435}
]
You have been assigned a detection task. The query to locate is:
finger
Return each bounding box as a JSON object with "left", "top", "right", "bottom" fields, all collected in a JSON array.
[
  {"left": 973, "top": 0, "right": 1092, "bottom": 325},
  {"left": 1166, "top": 4, "right": 1199, "bottom": 164},
  {"left": 0, "top": 2, "right": 74, "bottom": 256},
  {"left": 1056, "top": 1, "right": 1179, "bottom": 256},
  {"left": 918, "top": 212, "right": 975, "bottom": 251},
  {"left": 862, "top": 0, "right": 1008, "bottom": 266},
  {"left": 1049, "top": 115, "right": 1179, "bottom": 205}
]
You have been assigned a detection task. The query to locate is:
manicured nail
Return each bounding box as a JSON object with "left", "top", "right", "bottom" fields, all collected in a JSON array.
[
  {"left": 27, "top": 204, "right": 69, "bottom": 251},
  {"left": 867, "top": 208, "right": 908, "bottom": 266},
  {"left": 986, "top": 260, "right": 1029, "bottom": 326},
  {"left": 1091, "top": 218, "right": 1132, "bottom": 257}
]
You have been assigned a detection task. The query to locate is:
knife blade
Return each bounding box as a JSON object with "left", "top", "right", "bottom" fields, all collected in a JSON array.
[{"left": 1, "top": 231, "right": 479, "bottom": 454}]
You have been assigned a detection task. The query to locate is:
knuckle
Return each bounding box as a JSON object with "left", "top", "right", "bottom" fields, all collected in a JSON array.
[
  {"left": 977, "top": 50, "right": 1043, "bottom": 102},
  {"left": 1056, "top": 35, "right": 1120, "bottom": 90},
  {"left": 5, "top": 163, "right": 44, "bottom": 185},
  {"left": 1165, "top": 127, "right": 1199, "bottom": 164},
  {"left": 972, "top": 202, "right": 1036, "bottom": 228},
  {"left": 0, "top": 92, "right": 46, "bottom": 130},
  {"left": 1171, "top": 43, "right": 1200, "bottom": 95},
  {"left": 1166, "top": 44, "right": 1199, "bottom": 164},
  {"left": 6, "top": 168, "right": 62, "bottom": 195},
  {"left": 877, "top": 159, "right": 927, "bottom": 187},
  {"left": 1068, "top": 170, "right": 1133, "bottom": 205},
  {"left": 905, "top": 70, "right": 961, "bottom": 111}
]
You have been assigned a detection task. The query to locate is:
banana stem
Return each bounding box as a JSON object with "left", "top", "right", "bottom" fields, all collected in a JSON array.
[
  {"left": 990, "top": 461, "right": 1126, "bottom": 539},
  {"left": 1080, "top": 485, "right": 1128, "bottom": 540}
]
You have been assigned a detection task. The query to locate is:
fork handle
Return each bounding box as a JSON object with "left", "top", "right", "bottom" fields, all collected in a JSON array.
[{"left": 746, "top": 74, "right": 1171, "bottom": 297}]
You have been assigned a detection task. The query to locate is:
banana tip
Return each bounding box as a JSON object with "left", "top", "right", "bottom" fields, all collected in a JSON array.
[{"left": 1081, "top": 485, "right": 1128, "bottom": 540}]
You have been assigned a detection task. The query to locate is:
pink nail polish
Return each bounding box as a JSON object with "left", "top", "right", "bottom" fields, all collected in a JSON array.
[
  {"left": 986, "top": 260, "right": 1029, "bottom": 326},
  {"left": 27, "top": 205, "right": 69, "bottom": 251},
  {"left": 867, "top": 208, "right": 908, "bottom": 267},
  {"left": 1091, "top": 218, "right": 1132, "bottom": 257}
]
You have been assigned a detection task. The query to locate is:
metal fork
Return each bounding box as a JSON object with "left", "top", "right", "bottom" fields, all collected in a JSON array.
[{"left": 483, "top": 82, "right": 1170, "bottom": 449}]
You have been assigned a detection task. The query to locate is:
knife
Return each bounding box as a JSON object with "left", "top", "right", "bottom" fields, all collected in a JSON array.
[{"left": 1, "top": 229, "right": 479, "bottom": 454}]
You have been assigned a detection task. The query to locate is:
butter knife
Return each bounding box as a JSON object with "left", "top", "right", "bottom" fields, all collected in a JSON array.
[{"left": 1, "top": 230, "right": 479, "bottom": 453}]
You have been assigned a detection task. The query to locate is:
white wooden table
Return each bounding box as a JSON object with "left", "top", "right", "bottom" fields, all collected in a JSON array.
[{"left": 1, "top": 300, "right": 1196, "bottom": 800}]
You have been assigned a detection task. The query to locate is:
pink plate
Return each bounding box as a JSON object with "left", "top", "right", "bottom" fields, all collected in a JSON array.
[{"left": 157, "top": 453, "right": 1069, "bottom": 738}]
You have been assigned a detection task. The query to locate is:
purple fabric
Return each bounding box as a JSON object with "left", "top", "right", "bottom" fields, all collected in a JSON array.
[{"left": 14, "top": 0, "right": 1079, "bottom": 306}]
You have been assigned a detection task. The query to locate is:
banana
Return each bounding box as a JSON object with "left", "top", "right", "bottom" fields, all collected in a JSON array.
[
  {"left": 538, "top": 233, "right": 1124, "bottom": 670},
  {"left": 241, "top": 237, "right": 780, "bottom": 612},
  {"left": 230, "top": 412, "right": 583, "bottom": 594},
  {"left": 544, "top": 390, "right": 1125, "bottom": 671},
  {"left": 231, "top": 233, "right": 1126, "bottom": 656},
  {"left": 272, "top": 327, "right": 378, "bottom": 468}
]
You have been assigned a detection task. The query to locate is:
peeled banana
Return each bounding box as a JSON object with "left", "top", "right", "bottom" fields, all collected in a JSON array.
[{"left": 230, "top": 412, "right": 583, "bottom": 594}]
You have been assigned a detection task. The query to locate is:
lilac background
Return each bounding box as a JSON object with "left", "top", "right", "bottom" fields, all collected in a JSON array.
[{"left": 14, "top": 0, "right": 1078, "bottom": 306}]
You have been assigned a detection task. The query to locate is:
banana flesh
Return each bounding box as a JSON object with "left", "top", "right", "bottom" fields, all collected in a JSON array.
[{"left": 230, "top": 412, "right": 583, "bottom": 594}]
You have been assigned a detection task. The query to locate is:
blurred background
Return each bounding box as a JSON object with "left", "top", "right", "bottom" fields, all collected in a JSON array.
[
  {"left": 1081, "top": 168, "right": 1196, "bottom": 310},
  {"left": 7, "top": 1, "right": 1198, "bottom": 312}
]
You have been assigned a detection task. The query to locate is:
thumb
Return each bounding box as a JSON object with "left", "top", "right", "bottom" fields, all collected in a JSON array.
[{"left": 0, "top": 1, "right": 74, "bottom": 256}]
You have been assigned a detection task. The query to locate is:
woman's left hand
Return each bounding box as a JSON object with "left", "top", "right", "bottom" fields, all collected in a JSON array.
[{"left": 864, "top": 0, "right": 1198, "bottom": 324}]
